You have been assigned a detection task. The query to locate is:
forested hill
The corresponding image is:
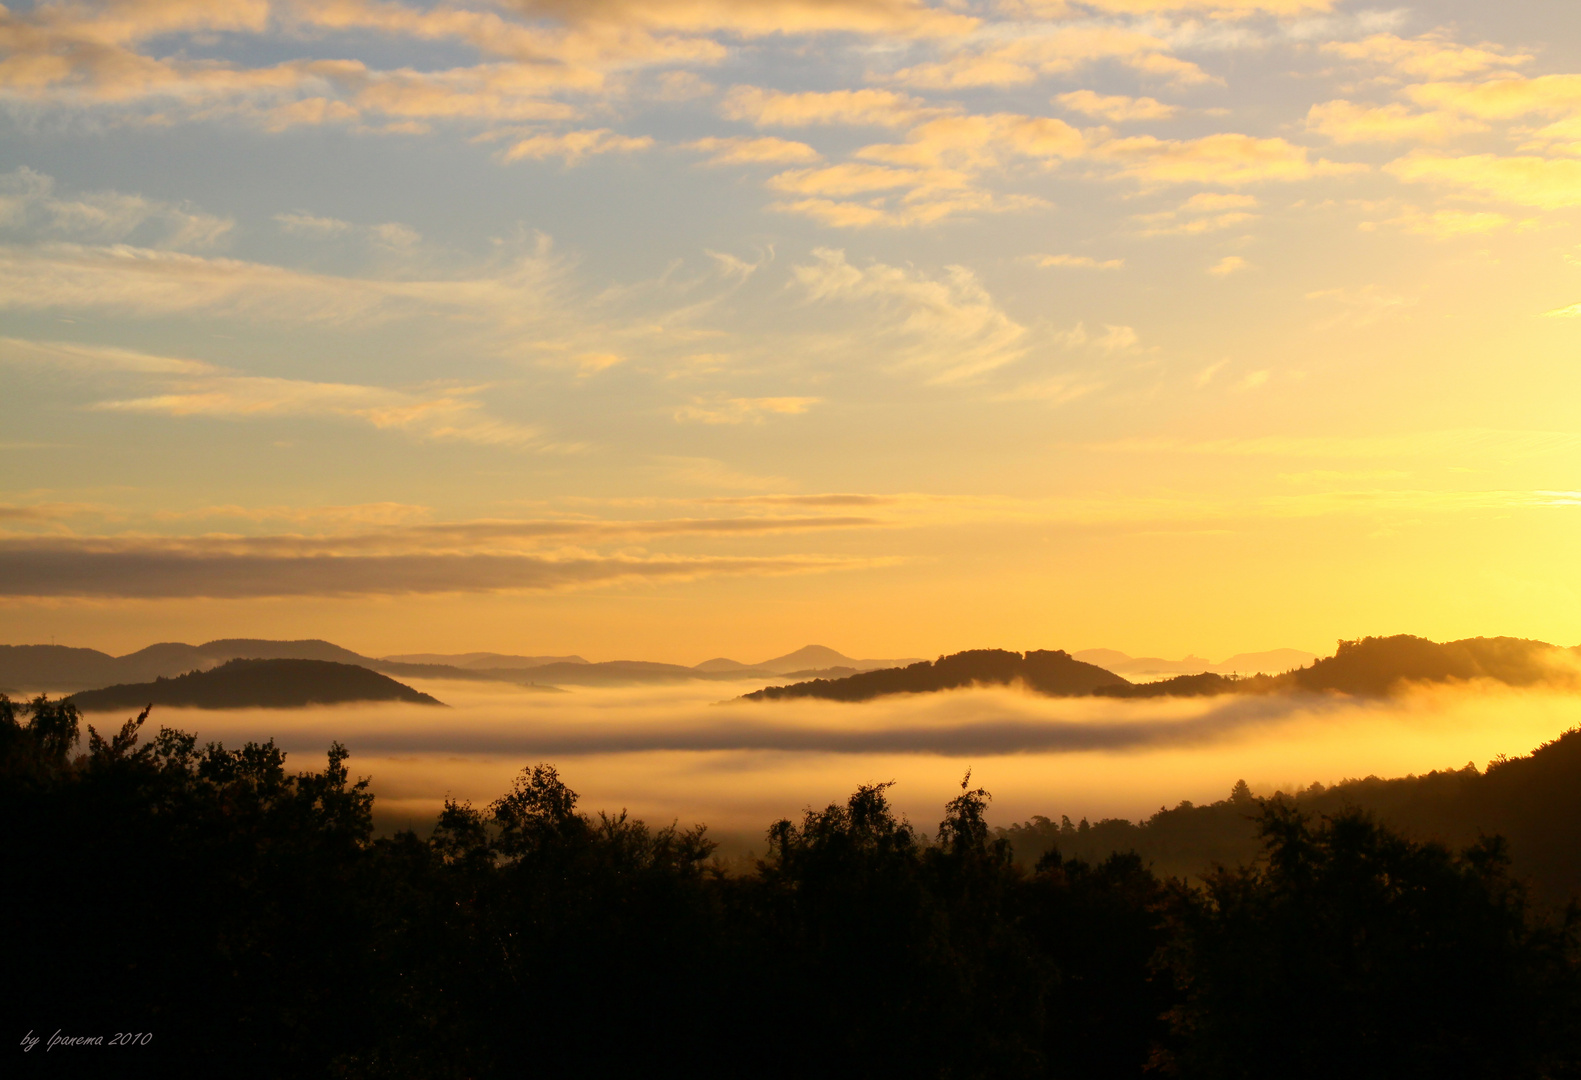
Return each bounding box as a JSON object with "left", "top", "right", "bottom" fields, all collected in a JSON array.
[
  {"left": 1286, "top": 634, "right": 1579, "bottom": 695},
  {"left": 743, "top": 635, "right": 1581, "bottom": 704},
  {"left": 67, "top": 658, "right": 443, "bottom": 711},
  {"left": 1004, "top": 723, "right": 1581, "bottom": 909},
  {"left": 741, "top": 649, "right": 1130, "bottom": 702}
]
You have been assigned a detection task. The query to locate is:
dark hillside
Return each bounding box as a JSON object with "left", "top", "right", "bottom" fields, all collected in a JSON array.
[
  {"left": 743, "top": 648, "right": 1129, "bottom": 702},
  {"left": 744, "top": 636, "right": 1581, "bottom": 704},
  {"left": 1095, "top": 671, "right": 1245, "bottom": 698},
  {"left": 68, "top": 658, "right": 443, "bottom": 711},
  {"left": 1003, "top": 725, "right": 1581, "bottom": 909},
  {"left": 1284, "top": 635, "right": 1578, "bottom": 695}
]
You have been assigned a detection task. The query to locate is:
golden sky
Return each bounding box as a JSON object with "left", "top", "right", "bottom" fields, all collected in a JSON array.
[{"left": 2, "top": 0, "right": 1579, "bottom": 662}]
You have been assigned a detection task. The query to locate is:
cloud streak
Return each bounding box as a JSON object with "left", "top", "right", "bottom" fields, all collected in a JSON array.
[{"left": 0, "top": 539, "right": 878, "bottom": 599}]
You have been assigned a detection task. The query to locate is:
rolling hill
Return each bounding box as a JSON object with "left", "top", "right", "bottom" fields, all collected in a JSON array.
[
  {"left": 67, "top": 659, "right": 443, "bottom": 711},
  {"left": 1002, "top": 722, "right": 1581, "bottom": 910},
  {"left": 742, "top": 648, "right": 1129, "bottom": 702},
  {"left": 742, "top": 636, "right": 1581, "bottom": 704}
]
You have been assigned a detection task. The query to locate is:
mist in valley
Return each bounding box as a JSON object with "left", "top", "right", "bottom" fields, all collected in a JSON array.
[{"left": 75, "top": 676, "right": 1581, "bottom": 851}]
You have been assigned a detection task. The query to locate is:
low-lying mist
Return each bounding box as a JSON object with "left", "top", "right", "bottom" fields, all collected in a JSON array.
[{"left": 77, "top": 677, "right": 1581, "bottom": 848}]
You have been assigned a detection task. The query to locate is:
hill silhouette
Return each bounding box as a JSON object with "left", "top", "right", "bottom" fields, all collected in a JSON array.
[
  {"left": 742, "top": 635, "right": 1581, "bottom": 704},
  {"left": 1284, "top": 634, "right": 1579, "bottom": 695},
  {"left": 1003, "top": 722, "right": 1581, "bottom": 909},
  {"left": 752, "top": 644, "right": 924, "bottom": 674},
  {"left": 67, "top": 658, "right": 442, "bottom": 711},
  {"left": 743, "top": 649, "right": 1129, "bottom": 702},
  {"left": 0, "top": 638, "right": 564, "bottom": 692},
  {"left": 0, "top": 637, "right": 912, "bottom": 694}
]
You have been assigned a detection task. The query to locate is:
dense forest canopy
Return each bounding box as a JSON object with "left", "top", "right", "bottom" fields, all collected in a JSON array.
[{"left": 5, "top": 693, "right": 1579, "bottom": 1077}]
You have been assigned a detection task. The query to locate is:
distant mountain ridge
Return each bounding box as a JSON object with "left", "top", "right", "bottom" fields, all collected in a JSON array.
[
  {"left": 0, "top": 638, "right": 924, "bottom": 694},
  {"left": 67, "top": 659, "right": 443, "bottom": 711},
  {"left": 0, "top": 639, "right": 374, "bottom": 692},
  {"left": 692, "top": 645, "right": 923, "bottom": 675}
]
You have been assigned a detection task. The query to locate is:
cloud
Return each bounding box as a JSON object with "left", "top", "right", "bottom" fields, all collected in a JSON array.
[
  {"left": 858, "top": 113, "right": 1087, "bottom": 170},
  {"left": 505, "top": 0, "right": 976, "bottom": 38},
  {"left": 767, "top": 162, "right": 932, "bottom": 198},
  {"left": 1055, "top": 90, "right": 1177, "bottom": 123},
  {"left": 313, "top": 687, "right": 1352, "bottom": 757},
  {"left": 0, "top": 539, "right": 875, "bottom": 599},
  {"left": 719, "top": 86, "right": 933, "bottom": 128},
  {"left": 1305, "top": 100, "right": 1487, "bottom": 144},
  {"left": 1, "top": 338, "right": 546, "bottom": 450},
  {"left": 989, "top": 375, "right": 1103, "bottom": 405},
  {"left": 1543, "top": 303, "right": 1581, "bottom": 318},
  {"left": 502, "top": 128, "right": 654, "bottom": 164},
  {"left": 1094, "top": 324, "right": 1140, "bottom": 351},
  {"left": 674, "top": 395, "right": 821, "bottom": 424},
  {"left": 1357, "top": 206, "right": 1521, "bottom": 239},
  {"left": 1208, "top": 255, "right": 1248, "bottom": 275},
  {"left": 0, "top": 336, "right": 213, "bottom": 375},
  {"left": 1090, "top": 429, "right": 1581, "bottom": 462},
  {"left": 1096, "top": 133, "right": 1361, "bottom": 186},
  {"left": 1305, "top": 284, "right": 1413, "bottom": 329},
  {"left": 1322, "top": 33, "right": 1531, "bottom": 80},
  {"left": 686, "top": 136, "right": 821, "bottom": 166},
  {"left": 879, "top": 25, "right": 1213, "bottom": 89},
  {"left": 0, "top": 176, "right": 769, "bottom": 394},
  {"left": 652, "top": 70, "right": 716, "bottom": 101},
  {"left": 790, "top": 248, "right": 1029, "bottom": 382},
  {"left": 274, "top": 211, "right": 355, "bottom": 236},
  {"left": 152, "top": 502, "right": 436, "bottom": 528},
  {"left": 1385, "top": 151, "right": 1581, "bottom": 210},
  {"left": 0, "top": 167, "right": 232, "bottom": 250},
  {"left": 0, "top": 239, "right": 585, "bottom": 329},
  {"left": 1011, "top": 0, "right": 1335, "bottom": 12},
  {"left": 1133, "top": 192, "right": 1259, "bottom": 235},
  {"left": 1407, "top": 75, "right": 1581, "bottom": 121},
  {"left": 95, "top": 377, "right": 546, "bottom": 448},
  {"left": 697, "top": 493, "right": 903, "bottom": 508},
  {"left": 759, "top": 112, "right": 1079, "bottom": 227},
  {"left": 1026, "top": 254, "right": 1125, "bottom": 270}
]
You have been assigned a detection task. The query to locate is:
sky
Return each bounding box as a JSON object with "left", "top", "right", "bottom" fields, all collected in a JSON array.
[{"left": 3, "top": 0, "right": 1581, "bottom": 663}]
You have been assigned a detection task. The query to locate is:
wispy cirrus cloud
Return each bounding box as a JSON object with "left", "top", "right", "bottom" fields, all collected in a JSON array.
[
  {"left": 1, "top": 167, "right": 232, "bottom": 250},
  {"left": 1, "top": 338, "right": 548, "bottom": 450},
  {"left": 790, "top": 248, "right": 1030, "bottom": 382}
]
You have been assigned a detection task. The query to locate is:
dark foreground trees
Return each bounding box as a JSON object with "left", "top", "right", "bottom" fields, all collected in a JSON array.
[{"left": 4, "top": 695, "right": 1578, "bottom": 1078}]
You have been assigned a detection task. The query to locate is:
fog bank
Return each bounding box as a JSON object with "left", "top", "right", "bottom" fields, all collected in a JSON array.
[{"left": 77, "top": 677, "right": 1581, "bottom": 841}]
